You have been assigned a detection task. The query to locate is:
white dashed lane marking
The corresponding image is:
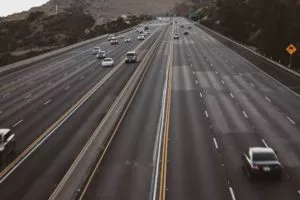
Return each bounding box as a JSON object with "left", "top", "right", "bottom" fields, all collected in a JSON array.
[
  {"left": 213, "top": 138, "right": 219, "bottom": 149},
  {"left": 287, "top": 116, "right": 296, "bottom": 125},
  {"left": 242, "top": 110, "right": 248, "bottom": 118},
  {"left": 13, "top": 120, "right": 23, "bottom": 128},
  {"left": 44, "top": 99, "right": 52, "bottom": 105}
]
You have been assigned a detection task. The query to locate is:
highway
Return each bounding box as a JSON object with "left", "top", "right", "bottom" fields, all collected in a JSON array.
[
  {"left": 0, "top": 20, "right": 164, "bottom": 199},
  {"left": 0, "top": 17, "right": 299, "bottom": 200}
]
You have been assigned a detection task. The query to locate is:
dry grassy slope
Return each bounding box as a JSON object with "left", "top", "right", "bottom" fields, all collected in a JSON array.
[{"left": 7, "top": 0, "right": 190, "bottom": 22}]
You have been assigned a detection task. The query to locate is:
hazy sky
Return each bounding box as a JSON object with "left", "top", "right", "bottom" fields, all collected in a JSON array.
[{"left": 0, "top": 0, "right": 49, "bottom": 17}]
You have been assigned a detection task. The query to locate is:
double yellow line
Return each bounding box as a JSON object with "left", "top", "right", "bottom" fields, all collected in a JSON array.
[{"left": 159, "top": 29, "right": 173, "bottom": 200}]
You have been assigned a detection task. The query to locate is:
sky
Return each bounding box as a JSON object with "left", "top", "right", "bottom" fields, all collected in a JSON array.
[{"left": 0, "top": 0, "right": 49, "bottom": 17}]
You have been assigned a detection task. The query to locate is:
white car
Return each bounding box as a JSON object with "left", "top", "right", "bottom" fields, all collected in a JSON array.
[
  {"left": 137, "top": 34, "right": 145, "bottom": 40},
  {"left": 101, "top": 58, "right": 114, "bottom": 67},
  {"left": 124, "top": 37, "right": 131, "bottom": 43},
  {"left": 92, "top": 47, "right": 101, "bottom": 54},
  {"left": 108, "top": 34, "right": 115, "bottom": 41}
]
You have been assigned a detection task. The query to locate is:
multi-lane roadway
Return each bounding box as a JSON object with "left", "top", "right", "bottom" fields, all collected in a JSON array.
[{"left": 0, "top": 17, "right": 299, "bottom": 200}]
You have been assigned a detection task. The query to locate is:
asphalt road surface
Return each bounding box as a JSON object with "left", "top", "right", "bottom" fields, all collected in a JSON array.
[{"left": 0, "top": 17, "right": 299, "bottom": 200}]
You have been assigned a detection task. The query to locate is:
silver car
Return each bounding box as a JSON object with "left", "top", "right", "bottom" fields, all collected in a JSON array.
[{"left": 101, "top": 58, "right": 114, "bottom": 67}]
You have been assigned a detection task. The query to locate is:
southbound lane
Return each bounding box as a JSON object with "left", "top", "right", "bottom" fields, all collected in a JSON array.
[
  {"left": 81, "top": 25, "right": 170, "bottom": 200},
  {"left": 0, "top": 25, "right": 163, "bottom": 199}
]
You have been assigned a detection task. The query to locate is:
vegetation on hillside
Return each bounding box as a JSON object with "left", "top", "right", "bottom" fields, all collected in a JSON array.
[
  {"left": 197, "top": 0, "right": 300, "bottom": 70},
  {"left": 0, "top": 9, "right": 152, "bottom": 67}
]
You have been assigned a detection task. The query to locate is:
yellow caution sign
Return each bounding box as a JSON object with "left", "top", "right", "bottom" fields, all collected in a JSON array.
[{"left": 286, "top": 44, "right": 297, "bottom": 55}]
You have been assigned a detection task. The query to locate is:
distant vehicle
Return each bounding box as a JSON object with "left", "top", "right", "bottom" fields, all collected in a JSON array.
[
  {"left": 92, "top": 47, "right": 101, "bottom": 54},
  {"left": 180, "top": 25, "right": 184, "bottom": 28},
  {"left": 96, "top": 50, "right": 106, "bottom": 59},
  {"left": 125, "top": 51, "right": 137, "bottom": 63},
  {"left": 144, "top": 30, "right": 150, "bottom": 35},
  {"left": 110, "top": 37, "right": 118, "bottom": 45},
  {"left": 101, "top": 58, "right": 114, "bottom": 67},
  {"left": 124, "top": 37, "right": 131, "bottom": 43},
  {"left": 173, "top": 33, "right": 180, "bottom": 39},
  {"left": 108, "top": 34, "right": 114, "bottom": 41},
  {"left": 188, "top": 26, "right": 192, "bottom": 29},
  {"left": 183, "top": 31, "right": 189, "bottom": 35},
  {"left": 0, "top": 129, "right": 16, "bottom": 163},
  {"left": 137, "top": 34, "right": 145, "bottom": 40},
  {"left": 144, "top": 26, "right": 149, "bottom": 31},
  {"left": 242, "top": 147, "right": 282, "bottom": 179}
]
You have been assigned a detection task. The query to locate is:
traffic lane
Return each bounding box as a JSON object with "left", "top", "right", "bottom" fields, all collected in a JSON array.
[
  {"left": 0, "top": 56, "right": 140, "bottom": 200},
  {"left": 191, "top": 23, "right": 300, "bottom": 123},
  {"left": 188, "top": 30, "right": 298, "bottom": 200},
  {"left": 0, "top": 36, "right": 131, "bottom": 109},
  {"left": 0, "top": 34, "right": 142, "bottom": 124},
  {"left": 166, "top": 35, "right": 231, "bottom": 200},
  {"left": 191, "top": 27, "right": 300, "bottom": 180},
  {"left": 0, "top": 33, "right": 148, "bottom": 153},
  {"left": 0, "top": 27, "right": 139, "bottom": 94},
  {"left": 82, "top": 27, "right": 170, "bottom": 200}
]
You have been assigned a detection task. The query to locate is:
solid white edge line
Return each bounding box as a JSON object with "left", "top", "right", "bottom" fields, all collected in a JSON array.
[
  {"left": 261, "top": 139, "right": 269, "bottom": 148},
  {"left": 287, "top": 116, "right": 296, "bottom": 125},
  {"left": 229, "top": 187, "right": 237, "bottom": 200},
  {"left": 230, "top": 92, "right": 234, "bottom": 98},
  {"left": 205, "top": 110, "right": 208, "bottom": 118},
  {"left": 213, "top": 138, "right": 219, "bottom": 149},
  {"left": 151, "top": 21, "right": 173, "bottom": 200},
  {"left": 12, "top": 120, "right": 23, "bottom": 128},
  {"left": 242, "top": 110, "right": 248, "bottom": 118}
]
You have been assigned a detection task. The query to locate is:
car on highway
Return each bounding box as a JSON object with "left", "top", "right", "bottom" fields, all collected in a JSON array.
[
  {"left": 188, "top": 26, "right": 192, "bottom": 29},
  {"left": 183, "top": 31, "right": 189, "bottom": 35},
  {"left": 92, "top": 47, "right": 101, "bottom": 54},
  {"left": 110, "top": 37, "right": 119, "bottom": 45},
  {"left": 0, "top": 129, "right": 16, "bottom": 163},
  {"left": 137, "top": 34, "right": 145, "bottom": 40},
  {"left": 124, "top": 37, "right": 131, "bottom": 43},
  {"left": 125, "top": 51, "right": 137, "bottom": 63},
  {"left": 144, "top": 30, "right": 150, "bottom": 35},
  {"left": 180, "top": 25, "right": 184, "bottom": 28},
  {"left": 101, "top": 58, "right": 114, "bottom": 67},
  {"left": 107, "top": 34, "right": 114, "bottom": 41},
  {"left": 242, "top": 147, "right": 282, "bottom": 179},
  {"left": 96, "top": 50, "right": 106, "bottom": 59},
  {"left": 173, "top": 33, "right": 180, "bottom": 39}
]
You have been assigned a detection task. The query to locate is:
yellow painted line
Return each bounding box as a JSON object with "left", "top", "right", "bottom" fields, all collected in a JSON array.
[
  {"left": 159, "top": 29, "right": 173, "bottom": 200},
  {"left": 0, "top": 27, "right": 161, "bottom": 183}
]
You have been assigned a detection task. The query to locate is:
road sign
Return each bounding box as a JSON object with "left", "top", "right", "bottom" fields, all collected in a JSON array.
[{"left": 286, "top": 44, "right": 297, "bottom": 55}]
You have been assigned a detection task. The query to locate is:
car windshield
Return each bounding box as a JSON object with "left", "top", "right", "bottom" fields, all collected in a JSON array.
[
  {"left": 103, "top": 58, "right": 112, "bottom": 62},
  {"left": 127, "top": 53, "right": 135, "bottom": 56},
  {"left": 252, "top": 152, "right": 277, "bottom": 162}
]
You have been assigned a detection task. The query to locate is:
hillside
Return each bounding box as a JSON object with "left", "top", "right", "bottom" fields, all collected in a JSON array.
[
  {"left": 197, "top": 0, "right": 300, "bottom": 70},
  {"left": 6, "top": 0, "right": 190, "bottom": 23},
  {"left": 0, "top": 9, "right": 152, "bottom": 67}
]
